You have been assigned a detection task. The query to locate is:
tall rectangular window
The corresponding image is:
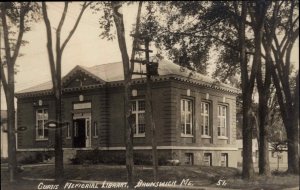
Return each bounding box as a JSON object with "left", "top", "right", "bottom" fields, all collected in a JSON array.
[
  {"left": 181, "top": 99, "right": 193, "bottom": 135},
  {"left": 204, "top": 153, "right": 212, "bottom": 166},
  {"left": 93, "top": 122, "right": 98, "bottom": 137},
  {"left": 132, "top": 100, "right": 145, "bottom": 137},
  {"left": 221, "top": 153, "right": 228, "bottom": 167},
  {"left": 201, "top": 102, "right": 210, "bottom": 136},
  {"left": 218, "top": 105, "right": 227, "bottom": 137},
  {"left": 66, "top": 123, "right": 70, "bottom": 138},
  {"left": 36, "top": 108, "right": 48, "bottom": 140},
  {"left": 184, "top": 153, "right": 194, "bottom": 165}
]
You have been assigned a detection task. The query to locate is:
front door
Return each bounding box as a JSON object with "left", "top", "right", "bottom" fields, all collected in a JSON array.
[{"left": 73, "top": 119, "right": 86, "bottom": 148}]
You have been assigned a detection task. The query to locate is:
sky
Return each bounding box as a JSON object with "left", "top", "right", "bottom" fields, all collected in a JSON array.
[
  {"left": 1, "top": 2, "right": 140, "bottom": 110},
  {"left": 0, "top": 2, "right": 299, "bottom": 110}
]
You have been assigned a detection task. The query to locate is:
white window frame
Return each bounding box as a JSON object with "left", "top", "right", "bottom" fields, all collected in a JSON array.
[
  {"left": 93, "top": 121, "right": 98, "bottom": 138},
  {"left": 201, "top": 102, "right": 210, "bottom": 137},
  {"left": 220, "top": 153, "right": 228, "bottom": 167},
  {"left": 132, "top": 99, "right": 146, "bottom": 137},
  {"left": 217, "top": 105, "right": 227, "bottom": 137},
  {"left": 204, "top": 153, "right": 212, "bottom": 166},
  {"left": 181, "top": 99, "right": 193, "bottom": 137},
  {"left": 35, "top": 108, "right": 48, "bottom": 140},
  {"left": 66, "top": 122, "right": 71, "bottom": 139},
  {"left": 184, "top": 153, "right": 194, "bottom": 165},
  {"left": 74, "top": 122, "right": 78, "bottom": 137}
]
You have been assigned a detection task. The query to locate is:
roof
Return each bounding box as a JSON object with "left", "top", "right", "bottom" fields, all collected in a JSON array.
[{"left": 16, "top": 59, "right": 240, "bottom": 96}]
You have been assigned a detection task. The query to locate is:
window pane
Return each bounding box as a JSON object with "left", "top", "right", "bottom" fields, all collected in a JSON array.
[
  {"left": 205, "top": 104, "right": 208, "bottom": 114},
  {"left": 139, "top": 124, "right": 145, "bottom": 133},
  {"left": 44, "top": 109, "right": 48, "bottom": 120},
  {"left": 222, "top": 107, "right": 226, "bottom": 116},
  {"left": 188, "top": 101, "right": 191, "bottom": 111},
  {"left": 205, "top": 116, "right": 209, "bottom": 127},
  {"left": 132, "top": 101, "right": 136, "bottom": 111},
  {"left": 138, "top": 113, "right": 145, "bottom": 124},
  {"left": 138, "top": 100, "right": 145, "bottom": 111},
  {"left": 186, "top": 113, "right": 191, "bottom": 123},
  {"left": 37, "top": 120, "right": 43, "bottom": 136},
  {"left": 186, "top": 124, "right": 191, "bottom": 134},
  {"left": 182, "top": 124, "right": 185, "bottom": 134},
  {"left": 205, "top": 126, "right": 209, "bottom": 135}
]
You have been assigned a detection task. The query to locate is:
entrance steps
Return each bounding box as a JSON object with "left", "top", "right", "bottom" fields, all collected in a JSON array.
[{"left": 63, "top": 149, "right": 77, "bottom": 164}]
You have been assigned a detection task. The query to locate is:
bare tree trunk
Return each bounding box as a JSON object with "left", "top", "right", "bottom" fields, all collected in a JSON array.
[
  {"left": 286, "top": 121, "right": 299, "bottom": 174},
  {"left": 0, "top": 4, "right": 25, "bottom": 182},
  {"left": 54, "top": 55, "right": 63, "bottom": 182},
  {"left": 112, "top": 2, "right": 134, "bottom": 188},
  {"left": 286, "top": 73, "right": 299, "bottom": 174},
  {"left": 258, "top": 94, "right": 271, "bottom": 175},
  {"left": 42, "top": 2, "right": 90, "bottom": 182},
  {"left": 242, "top": 94, "right": 255, "bottom": 179},
  {"left": 253, "top": 0, "right": 270, "bottom": 176},
  {"left": 238, "top": 1, "right": 254, "bottom": 179},
  {"left": 6, "top": 66, "right": 17, "bottom": 182},
  {"left": 144, "top": 39, "right": 158, "bottom": 181}
]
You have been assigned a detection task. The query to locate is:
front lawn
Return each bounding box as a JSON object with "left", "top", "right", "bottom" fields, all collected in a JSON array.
[{"left": 1, "top": 164, "right": 299, "bottom": 190}]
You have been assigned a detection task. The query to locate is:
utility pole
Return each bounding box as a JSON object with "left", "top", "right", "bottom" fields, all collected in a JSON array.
[{"left": 131, "top": 34, "right": 158, "bottom": 181}]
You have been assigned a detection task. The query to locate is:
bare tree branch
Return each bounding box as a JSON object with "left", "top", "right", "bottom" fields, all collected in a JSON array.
[
  {"left": 61, "top": 2, "right": 91, "bottom": 53},
  {"left": 0, "top": 6, "right": 12, "bottom": 65},
  {"left": 56, "top": 2, "right": 69, "bottom": 57},
  {"left": 12, "top": 3, "right": 29, "bottom": 64},
  {"left": 42, "top": 2, "right": 57, "bottom": 90},
  {"left": 0, "top": 62, "right": 8, "bottom": 94}
]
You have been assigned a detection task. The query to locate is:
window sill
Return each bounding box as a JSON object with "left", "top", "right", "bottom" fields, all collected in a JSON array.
[
  {"left": 134, "top": 134, "right": 145, "bottom": 138},
  {"left": 36, "top": 138, "right": 48, "bottom": 141},
  {"left": 93, "top": 136, "right": 98, "bottom": 138},
  {"left": 181, "top": 134, "right": 194, "bottom": 138},
  {"left": 218, "top": 136, "right": 228, "bottom": 140},
  {"left": 201, "top": 135, "right": 211, "bottom": 139}
]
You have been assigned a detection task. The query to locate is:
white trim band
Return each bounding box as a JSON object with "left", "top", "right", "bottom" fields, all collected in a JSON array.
[{"left": 17, "top": 146, "right": 238, "bottom": 151}]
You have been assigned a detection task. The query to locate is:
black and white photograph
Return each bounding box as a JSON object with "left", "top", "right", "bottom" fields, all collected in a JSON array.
[{"left": 0, "top": 1, "right": 299, "bottom": 190}]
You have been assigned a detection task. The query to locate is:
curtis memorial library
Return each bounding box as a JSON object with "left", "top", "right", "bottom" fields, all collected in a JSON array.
[{"left": 15, "top": 58, "right": 239, "bottom": 167}]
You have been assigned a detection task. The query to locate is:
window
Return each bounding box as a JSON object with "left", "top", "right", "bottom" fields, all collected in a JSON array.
[
  {"left": 184, "top": 153, "right": 194, "bottom": 165},
  {"left": 93, "top": 122, "right": 98, "bottom": 137},
  {"left": 86, "top": 118, "right": 90, "bottom": 138},
  {"left": 132, "top": 100, "right": 145, "bottom": 137},
  {"left": 218, "top": 105, "right": 227, "bottom": 137},
  {"left": 201, "top": 102, "right": 210, "bottom": 136},
  {"left": 204, "top": 153, "right": 212, "bottom": 166},
  {"left": 181, "top": 99, "right": 193, "bottom": 136},
  {"left": 36, "top": 108, "right": 48, "bottom": 140},
  {"left": 66, "top": 123, "right": 71, "bottom": 138},
  {"left": 221, "top": 153, "right": 228, "bottom": 167},
  {"left": 74, "top": 122, "right": 78, "bottom": 137}
]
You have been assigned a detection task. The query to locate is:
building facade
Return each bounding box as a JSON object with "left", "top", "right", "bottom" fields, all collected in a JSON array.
[{"left": 15, "top": 59, "right": 239, "bottom": 167}]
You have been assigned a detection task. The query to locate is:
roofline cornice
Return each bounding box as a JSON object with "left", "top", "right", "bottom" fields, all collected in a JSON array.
[{"left": 15, "top": 74, "right": 240, "bottom": 98}]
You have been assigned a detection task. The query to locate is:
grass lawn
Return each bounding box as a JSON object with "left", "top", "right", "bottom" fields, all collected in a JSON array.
[{"left": 1, "top": 164, "right": 299, "bottom": 190}]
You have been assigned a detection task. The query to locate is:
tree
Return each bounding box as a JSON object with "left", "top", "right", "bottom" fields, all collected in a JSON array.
[
  {"left": 41, "top": 2, "right": 91, "bottom": 182},
  {"left": 0, "top": 2, "right": 40, "bottom": 182},
  {"left": 249, "top": 0, "right": 271, "bottom": 176},
  {"left": 267, "top": 0, "right": 299, "bottom": 174},
  {"left": 140, "top": 1, "right": 257, "bottom": 179}
]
